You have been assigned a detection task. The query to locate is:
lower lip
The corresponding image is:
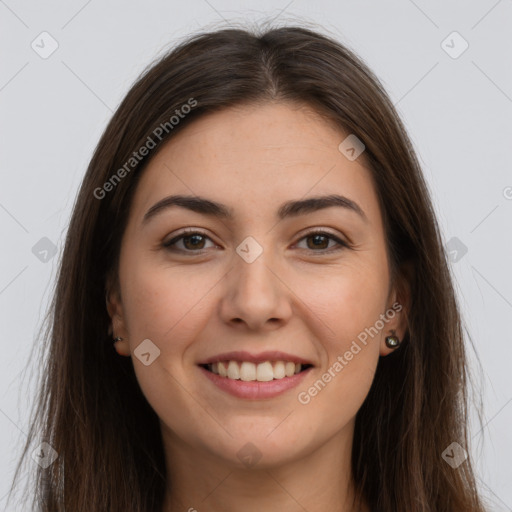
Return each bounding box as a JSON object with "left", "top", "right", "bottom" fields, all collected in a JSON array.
[{"left": 198, "top": 365, "right": 313, "bottom": 399}]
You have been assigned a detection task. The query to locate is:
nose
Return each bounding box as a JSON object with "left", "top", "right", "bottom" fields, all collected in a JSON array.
[{"left": 218, "top": 249, "right": 293, "bottom": 331}]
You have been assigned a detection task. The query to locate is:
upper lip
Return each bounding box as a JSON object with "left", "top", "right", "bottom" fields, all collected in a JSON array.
[{"left": 198, "top": 350, "right": 314, "bottom": 366}]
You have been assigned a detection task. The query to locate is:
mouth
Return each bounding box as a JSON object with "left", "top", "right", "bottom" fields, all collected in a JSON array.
[
  {"left": 199, "top": 361, "right": 314, "bottom": 382},
  {"left": 197, "top": 351, "right": 315, "bottom": 400}
]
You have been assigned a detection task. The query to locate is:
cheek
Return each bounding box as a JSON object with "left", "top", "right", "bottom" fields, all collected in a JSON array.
[
  {"left": 119, "top": 251, "right": 220, "bottom": 349},
  {"left": 297, "top": 266, "right": 385, "bottom": 425},
  {"left": 117, "top": 253, "right": 215, "bottom": 410},
  {"left": 299, "top": 253, "right": 388, "bottom": 399},
  {"left": 308, "top": 257, "right": 389, "bottom": 343}
]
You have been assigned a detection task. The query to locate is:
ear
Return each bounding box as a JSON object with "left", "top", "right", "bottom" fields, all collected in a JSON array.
[
  {"left": 380, "top": 261, "right": 412, "bottom": 356},
  {"left": 106, "top": 277, "right": 131, "bottom": 357}
]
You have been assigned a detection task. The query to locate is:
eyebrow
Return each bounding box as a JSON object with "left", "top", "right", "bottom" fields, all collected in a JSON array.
[{"left": 142, "top": 193, "right": 368, "bottom": 225}]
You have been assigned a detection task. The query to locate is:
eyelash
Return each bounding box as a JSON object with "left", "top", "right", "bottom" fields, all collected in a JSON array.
[{"left": 162, "top": 228, "right": 350, "bottom": 254}]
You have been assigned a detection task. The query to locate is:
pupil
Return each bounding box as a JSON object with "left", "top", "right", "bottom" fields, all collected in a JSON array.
[
  {"left": 309, "top": 235, "right": 328, "bottom": 249},
  {"left": 185, "top": 235, "right": 204, "bottom": 250}
]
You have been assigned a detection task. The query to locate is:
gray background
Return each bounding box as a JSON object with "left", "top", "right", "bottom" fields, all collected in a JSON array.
[{"left": 1, "top": 0, "right": 511, "bottom": 509}]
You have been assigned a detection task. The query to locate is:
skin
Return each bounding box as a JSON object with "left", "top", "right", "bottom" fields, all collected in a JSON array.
[{"left": 107, "top": 102, "right": 409, "bottom": 512}]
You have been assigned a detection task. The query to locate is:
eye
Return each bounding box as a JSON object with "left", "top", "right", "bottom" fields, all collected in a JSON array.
[
  {"left": 163, "top": 230, "right": 217, "bottom": 253},
  {"left": 295, "top": 230, "right": 349, "bottom": 252},
  {"left": 162, "top": 229, "right": 349, "bottom": 255}
]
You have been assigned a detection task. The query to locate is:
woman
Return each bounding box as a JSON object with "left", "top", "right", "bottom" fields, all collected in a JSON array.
[{"left": 10, "top": 25, "right": 487, "bottom": 511}]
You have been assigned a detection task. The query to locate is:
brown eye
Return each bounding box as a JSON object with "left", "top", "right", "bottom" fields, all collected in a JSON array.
[
  {"left": 182, "top": 234, "right": 207, "bottom": 250},
  {"left": 163, "top": 231, "right": 215, "bottom": 253},
  {"left": 306, "top": 234, "right": 330, "bottom": 250},
  {"left": 296, "top": 231, "right": 348, "bottom": 252}
]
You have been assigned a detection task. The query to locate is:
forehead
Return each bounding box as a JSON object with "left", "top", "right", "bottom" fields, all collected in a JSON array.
[{"left": 130, "top": 102, "right": 380, "bottom": 225}]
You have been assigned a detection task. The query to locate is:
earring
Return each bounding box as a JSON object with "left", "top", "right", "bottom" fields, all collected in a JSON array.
[
  {"left": 112, "top": 336, "right": 125, "bottom": 356},
  {"left": 385, "top": 331, "right": 400, "bottom": 349}
]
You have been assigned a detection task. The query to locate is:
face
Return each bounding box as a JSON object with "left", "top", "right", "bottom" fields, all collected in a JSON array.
[{"left": 108, "top": 101, "right": 408, "bottom": 469}]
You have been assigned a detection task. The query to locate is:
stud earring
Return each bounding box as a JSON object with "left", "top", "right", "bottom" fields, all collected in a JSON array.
[
  {"left": 385, "top": 331, "right": 401, "bottom": 349},
  {"left": 112, "top": 336, "right": 126, "bottom": 356}
]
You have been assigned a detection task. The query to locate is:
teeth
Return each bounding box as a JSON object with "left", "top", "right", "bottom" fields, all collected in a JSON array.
[
  {"left": 256, "top": 361, "right": 274, "bottom": 381},
  {"left": 218, "top": 361, "right": 227, "bottom": 377},
  {"left": 227, "top": 361, "right": 240, "bottom": 379},
  {"left": 285, "top": 362, "right": 296, "bottom": 377},
  {"left": 240, "top": 361, "right": 256, "bottom": 381},
  {"left": 207, "top": 360, "right": 307, "bottom": 381},
  {"left": 273, "top": 361, "right": 286, "bottom": 379}
]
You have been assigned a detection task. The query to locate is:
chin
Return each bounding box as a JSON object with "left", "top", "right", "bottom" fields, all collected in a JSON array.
[{"left": 202, "top": 428, "right": 314, "bottom": 470}]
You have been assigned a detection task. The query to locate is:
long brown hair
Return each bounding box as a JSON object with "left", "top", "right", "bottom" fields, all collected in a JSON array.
[{"left": 10, "top": 25, "right": 487, "bottom": 511}]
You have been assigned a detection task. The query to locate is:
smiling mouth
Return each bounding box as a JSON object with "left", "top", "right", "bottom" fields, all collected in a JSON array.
[{"left": 199, "top": 361, "right": 314, "bottom": 382}]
